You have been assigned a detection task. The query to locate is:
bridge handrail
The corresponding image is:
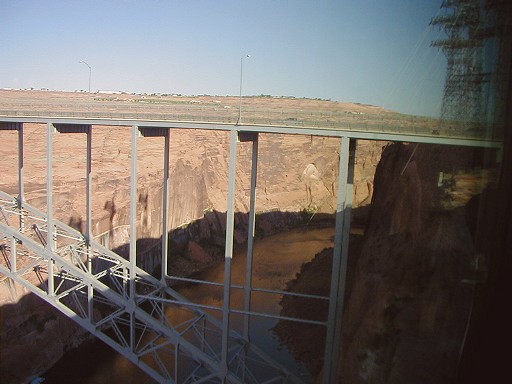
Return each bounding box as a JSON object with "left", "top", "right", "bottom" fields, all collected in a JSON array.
[{"left": 0, "top": 102, "right": 505, "bottom": 140}]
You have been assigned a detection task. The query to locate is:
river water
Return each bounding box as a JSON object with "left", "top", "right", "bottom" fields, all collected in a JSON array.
[{"left": 43, "top": 226, "right": 335, "bottom": 383}]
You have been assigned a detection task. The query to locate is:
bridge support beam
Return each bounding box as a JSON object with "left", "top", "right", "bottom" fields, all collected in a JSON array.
[
  {"left": 46, "top": 123, "right": 55, "bottom": 296},
  {"left": 162, "top": 131, "right": 170, "bottom": 282},
  {"left": 85, "top": 128, "right": 92, "bottom": 245},
  {"left": 138, "top": 126, "right": 172, "bottom": 282},
  {"left": 238, "top": 131, "right": 259, "bottom": 342},
  {"left": 130, "top": 125, "right": 139, "bottom": 353},
  {"left": 322, "top": 137, "right": 356, "bottom": 384},
  {"left": 17, "top": 124, "right": 25, "bottom": 232},
  {"left": 0, "top": 123, "right": 26, "bottom": 233},
  {"left": 51, "top": 123, "right": 94, "bottom": 316},
  {"left": 221, "top": 129, "right": 239, "bottom": 381},
  {"left": 10, "top": 236, "right": 16, "bottom": 273}
]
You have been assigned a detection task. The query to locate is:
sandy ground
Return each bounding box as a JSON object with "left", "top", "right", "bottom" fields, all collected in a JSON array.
[{"left": 0, "top": 89, "right": 439, "bottom": 133}]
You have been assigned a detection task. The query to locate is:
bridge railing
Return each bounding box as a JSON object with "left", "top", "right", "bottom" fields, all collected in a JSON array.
[{"left": 0, "top": 101, "right": 503, "bottom": 139}]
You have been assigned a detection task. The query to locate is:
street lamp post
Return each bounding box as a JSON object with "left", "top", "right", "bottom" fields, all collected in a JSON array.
[
  {"left": 79, "top": 61, "right": 92, "bottom": 93},
  {"left": 238, "top": 54, "right": 251, "bottom": 125}
]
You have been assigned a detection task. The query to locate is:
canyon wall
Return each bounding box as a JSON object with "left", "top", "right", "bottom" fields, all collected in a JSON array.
[
  {"left": 1, "top": 124, "right": 381, "bottom": 243},
  {"left": 335, "top": 142, "right": 490, "bottom": 383},
  {"left": 275, "top": 141, "right": 502, "bottom": 383}
]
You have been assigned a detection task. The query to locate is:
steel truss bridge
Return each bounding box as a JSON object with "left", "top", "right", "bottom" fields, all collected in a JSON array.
[{"left": 0, "top": 116, "right": 502, "bottom": 383}]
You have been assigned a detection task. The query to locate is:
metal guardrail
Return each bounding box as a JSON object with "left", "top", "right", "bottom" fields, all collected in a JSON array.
[{"left": 0, "top": 100, "right": 504, "bottom": 140}]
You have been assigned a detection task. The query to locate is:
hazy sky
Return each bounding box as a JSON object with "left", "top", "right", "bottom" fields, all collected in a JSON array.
[{"left": 0, "top": 0, "right": 447, "bottom": 117}]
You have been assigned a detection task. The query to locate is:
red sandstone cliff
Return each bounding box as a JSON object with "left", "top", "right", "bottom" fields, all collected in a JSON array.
[{"left": 336, "top": 142, "right": 487, "bottom": 383}]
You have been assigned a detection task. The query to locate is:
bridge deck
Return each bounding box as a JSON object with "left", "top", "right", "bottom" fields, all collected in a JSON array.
[{"left": 0, "top": 116, "right": 503, "bottom": 149}]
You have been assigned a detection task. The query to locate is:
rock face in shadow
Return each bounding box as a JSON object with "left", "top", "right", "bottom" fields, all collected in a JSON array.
[
  {"left": 275, "top": 142, "right": 500, "bottom": 383},
  {"left": 335, "top": 143, "right": 497, "bottom": 383},
  {"left": 0, "top": 291, "right": 90, "bottom": 384}
]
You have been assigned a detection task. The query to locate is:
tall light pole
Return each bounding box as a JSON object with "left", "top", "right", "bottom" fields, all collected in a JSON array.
[
  {"left": 238, "top": 54, "right": 251, "bottom": 125},
  {"left": 79, "top": 60, "right": 92, "bottom": 93}
]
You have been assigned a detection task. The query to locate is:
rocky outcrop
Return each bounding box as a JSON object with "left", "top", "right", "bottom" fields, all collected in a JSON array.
[
  {"left": 337, "top": 144, "right": 501, "bottom": 382},
  {"left": 276, "top": 141, "right": 501, "bottom": 383},
  {"left": 336, "top": 143, "right": 481, "bottom": 383},
  {"left": 0, "top": 289, "right": 88, "bottom": 384}
]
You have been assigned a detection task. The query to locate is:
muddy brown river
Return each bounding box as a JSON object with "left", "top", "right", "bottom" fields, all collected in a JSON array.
[{"left": 42, "top": 227, "right": 335, "bottom": 383}]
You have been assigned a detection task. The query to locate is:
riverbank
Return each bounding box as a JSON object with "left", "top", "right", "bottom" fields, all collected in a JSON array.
[{"left": 273, "top": 234, "right": 365, "bottom": 377}]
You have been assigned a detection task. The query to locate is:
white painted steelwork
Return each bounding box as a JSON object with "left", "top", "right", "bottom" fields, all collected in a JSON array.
[
  {"left": 0, "top": 121, "right": 310, "bottom": 383},
  {"left": 0, "top": 191, "right": 303, "bottom": 383}
]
